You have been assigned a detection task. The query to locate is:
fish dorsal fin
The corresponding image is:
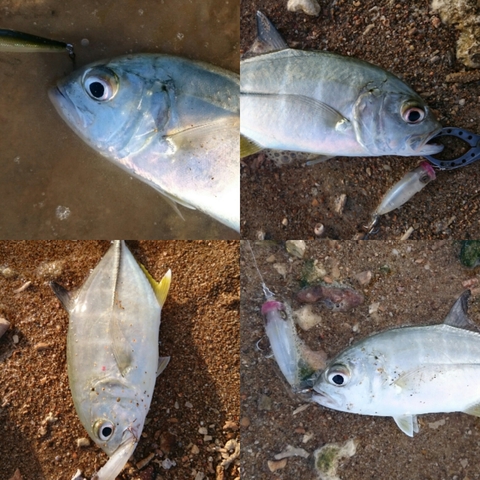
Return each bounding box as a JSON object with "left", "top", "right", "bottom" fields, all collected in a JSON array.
[
  {"left": 50, "top": 281, "right": 75, "bottom": 313},
  {"left": 393, "top": 414, "right": 419, "bottom": 437},
  {"left": 249, "top": 11, "right": 288, "bottom": 55},
  {"left": 443, "top": 290, "right": 479, "bottom": 332},
  {"left": 111, "top": 241, "right": 134, "bottom": 377},
  {"left": 140, "top": 265, "right": 172, "bottom": 308},
  {"left": 240, "top": 134, "right": 263, "bottom": 158},
  {"left": 157, "top": 356, "right": 170, "bottom": 376}
]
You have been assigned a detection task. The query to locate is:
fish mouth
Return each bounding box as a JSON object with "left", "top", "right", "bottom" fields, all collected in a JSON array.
[
  {"left": 94, "top": 432, "right": 138, "bottom": 480},
  {"left": 415, "top": 127, "right": 444, "bottom": 156},
  {"left": 311, "top": 390, "right": 340, "bottom": 409},
  {"left": 48, "top": 85, "right": 86, "bottom": 130}
]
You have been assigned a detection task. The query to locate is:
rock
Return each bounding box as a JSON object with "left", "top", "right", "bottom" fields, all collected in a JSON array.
[
  {"left": 240, "top": 417, "right": 250, "bottom": 428},
  {"left": 287, "top": 0, "right": 320, "bottom": 16},
  {"left": 286, "top": 240, "right": 306, "bottom": 259},
  {"left": 314, "top": 438, "right": 357, "bottom": 480},
  {"left": 354, "top": 270, "right": 372, "bottom": 286},
  {"left": 267, "top": 458, "right": 287, "bottom": 472},
  {"left": 294, "top": 304, "right": 322, "bottom": 330},
  {"left": 274, "top": 445, "right": 310, "bottom": 459},
  {"left": 76, "top": 438, "right": 90, "bottom": 448}
]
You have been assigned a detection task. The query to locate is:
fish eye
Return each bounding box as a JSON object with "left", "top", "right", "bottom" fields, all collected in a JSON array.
[
  {"left": 326, "top": 364, "right": 350, "bottom": 386},
  {"left": 94, "top": 419, "right": 115, "bottom": 441},
  {"left": 82, "top": 67, "right": 118, "bottom": 102},
  {"left": 402, "top": 106, "right": 426, "bottom": 124}
]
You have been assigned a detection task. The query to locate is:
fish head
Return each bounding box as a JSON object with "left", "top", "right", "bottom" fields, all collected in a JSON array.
[
  {"left": 85, "top": 384, "right": 149, "bottom": 457},
  {"left": 49, "top": 55, "right": 172, "bottom": 159},
  {"left": 353, "top": 81, "right": 443, "bottom": 157},
  {"left": 312, "top": 345, "right": 382, "bottom": 414}
]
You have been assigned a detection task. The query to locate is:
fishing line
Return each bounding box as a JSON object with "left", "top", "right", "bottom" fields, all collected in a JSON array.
[{"left": 245, "top": 240, "right": 275, "bottom": 299}]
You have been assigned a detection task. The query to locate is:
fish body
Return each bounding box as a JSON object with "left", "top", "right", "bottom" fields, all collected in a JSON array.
[
  {"left": 49, "top": 54, "right": 239, "bottom": 232},
  {"left": 240, "top": 12, "right": 442, "bottom": 158},
  {"left": 51, "top": 241, "right": 171, "bottom": 478},
  {"left": 312, "top": 291, "right": 480, "bottom": 436}
]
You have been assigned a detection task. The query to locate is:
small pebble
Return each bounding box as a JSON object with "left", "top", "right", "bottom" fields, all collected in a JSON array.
[
  {"left": 287, "top": 0, "right": 320, "bottom": 16},
  {"left": 267, "top": 458, "right": 287, "bottom": 472},
  {"left": 34, "top": 342, "right": 50, "bottom": 351},
  {"left": 354, "top": 270, "right": 372, "bottom": 286},
  {"left": 191, "top": 444, "right": 200, "bottom": 455},
  {"left": 76, "top": 438, "right": 90, "bottom": 448},
  {"left": 12, "top": 334, "right": 19, "bottom": 344},
  {"left": 240, "top": 417, "right": 250, "bottom": 428},
  {"left": 137, "top": 453, "right": 155, "bottom": 470},
  {"left": 198, "top": 427, "right": 208, "bottom": 435},
  {"left": 334, "top": 194, "right": 347, "bottom": 215}
]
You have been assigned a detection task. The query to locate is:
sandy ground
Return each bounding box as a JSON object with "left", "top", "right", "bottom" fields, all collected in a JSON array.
[
  {"left": 240, "top": 1, "right": 480, "bottom": 240},
  {"left": 0, "top": 0, "right": 239, "bottom": 239},
  {"left": 241, "top": 240, "right": 480, "bottom": 480},
  {"left": 0, "top": 241, "right": 240, "bottom": 480}
]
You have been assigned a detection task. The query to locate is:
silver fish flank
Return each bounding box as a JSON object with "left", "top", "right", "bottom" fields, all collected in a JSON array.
[
  {"left": 240, "top": 12, "right": 443, "bottom": 159},
  {"left": 312, "top": 291, "right": 480, "bottom": 436},
  {"left": 51, "top": 241, "right": 171, "bottom": 478}
]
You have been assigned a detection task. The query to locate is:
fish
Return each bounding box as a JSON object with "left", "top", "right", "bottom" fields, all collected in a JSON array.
[
  {"left": 0, "top": 28, "right": 74, "bottom": 59},
  {"left": 49, "top": 54, "right": 239, "bottom": 232},
  {"left": 312, "top": 291, "right": 480, "bottom": 436},
  {"left": 51, "top": 240, "right": 171, "bottom": 479},
  {"left": 240, "top": 12, "right": 443, "bottom": 159}
]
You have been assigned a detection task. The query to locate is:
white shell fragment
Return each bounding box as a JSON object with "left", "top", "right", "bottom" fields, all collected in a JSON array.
[{"left": 287, "top": 0, "right": 321, "bottom": 16}]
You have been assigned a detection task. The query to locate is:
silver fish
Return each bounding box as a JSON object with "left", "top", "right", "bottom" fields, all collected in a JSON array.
[
  {"left": 312, "top": 291, "right": 480, "bottom": 436},
  {"left": 51, "top": 240, "right": 171, "bottom": 479},
  {"left": 240, "top": 12, "right": 443, "bottom": 159},
  {"left": 49, "top": 54, "right": 239, "bottom": 232}
]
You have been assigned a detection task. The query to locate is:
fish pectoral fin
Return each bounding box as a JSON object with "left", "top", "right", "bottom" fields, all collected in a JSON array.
[
  {"left": 157, "top": 356, "right": 170, "bottom": 376},
  {"left": 393, "top": 415, "right": 419, "bottom": 437},
  {"left": 139, "top": 266, "right": 172, "bottom": 308},
  {"left": 241, "top": 134, "right": 263, "bottom": 158},
  {"left": 50, "top": 281, "right": 75, "bottom": 313},
  {"left": 167, "top": 117, "right": 238, "bottom": 150},
  {"left": 463, "top": 402, "right": 480, "bottom": 417}
]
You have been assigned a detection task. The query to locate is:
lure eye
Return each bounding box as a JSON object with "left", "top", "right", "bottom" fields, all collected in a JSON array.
[
  {"left": 402, "top": 106, "right": 426, "bottom": 124},
  {"left": 94, "top": 420, "right": 115, "bottom": 441},
  {"left": 82, "top": 67, "right": 118, "bottom": 102},
  {"left": 326, "top": 364, "right": 350, "bottom": 386}
]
